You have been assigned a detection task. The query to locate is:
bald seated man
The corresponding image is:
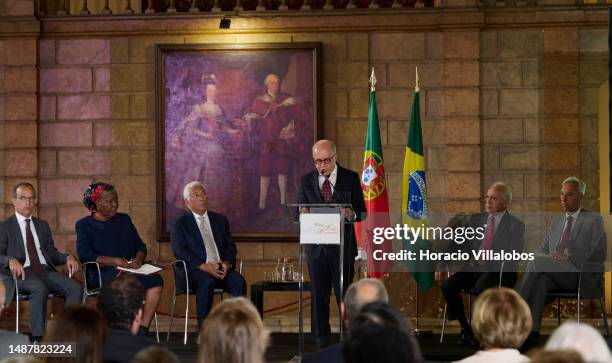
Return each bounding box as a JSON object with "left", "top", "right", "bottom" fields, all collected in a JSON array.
[{"left": 303, "top": 278, "right": 389, "bottom": 363}]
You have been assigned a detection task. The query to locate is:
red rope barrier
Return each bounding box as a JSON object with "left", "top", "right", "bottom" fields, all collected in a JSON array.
[{"left": 154, "top": 296, "right": 312, "bottom": 319}]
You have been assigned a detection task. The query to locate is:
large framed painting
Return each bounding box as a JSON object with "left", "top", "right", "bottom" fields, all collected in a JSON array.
[{"left": 156, "top": 43, "right": 321, "bottom": 242}]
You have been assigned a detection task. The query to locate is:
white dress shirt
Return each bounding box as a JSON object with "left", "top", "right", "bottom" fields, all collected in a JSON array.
[{"left": 15, "top": 212, "right": 47, "bottom": 267}]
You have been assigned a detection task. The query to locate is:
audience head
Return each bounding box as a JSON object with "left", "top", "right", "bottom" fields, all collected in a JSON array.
[
  {"left": 485, "top": 182, "right": 511, "bottom": 214},
  {"left": 44, "top": 306, "right": 107, "bottom": 363},
  {"left": 343, "top": 302, "right": 422, "bottom": 363},
  {"left": 183, "top": 181, "right": 208, "bottom": 215},
  {"left": 545, "top": 321, "right": 611, "bottom": 363},
  {"left": 198, "top": 297, "right": 269, "bottom": 363},
  {"left": 83, "top": 182, "right": 117, "bottom": 216},
  {"left": 97, "top": 274, "right": 144, "bottom": 335},
  {"left": 11, "top": 182, "right": 36, "bottom": 219},
  {"left": 343, "top": 278, "right": 389, "bottom": 327},
  {"left": 131, "top": 346, "right": 180, "bottom": 363},
  {"left": 530, "top": 349, "right": 585, "bottom": 363},
  {"left": 471, "top": 287, "right": 532, "bottom": 349},
  {"left": 560, "top": 177, "right": 585, "bottom": 213}
]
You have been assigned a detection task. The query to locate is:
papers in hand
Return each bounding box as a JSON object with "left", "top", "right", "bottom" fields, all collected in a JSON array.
[{"left": 117, "top": 263, "right": 162, "bottom": 275}]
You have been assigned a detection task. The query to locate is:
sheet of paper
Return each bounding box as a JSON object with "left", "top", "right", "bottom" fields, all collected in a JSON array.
[{"left": 117, "top": 263, "right": 162, "bottom": 275}]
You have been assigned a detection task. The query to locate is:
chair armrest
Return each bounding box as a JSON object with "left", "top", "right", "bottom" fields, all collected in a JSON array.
[{"left": 82, "top": 261, "right": 102, "bottom": 291}]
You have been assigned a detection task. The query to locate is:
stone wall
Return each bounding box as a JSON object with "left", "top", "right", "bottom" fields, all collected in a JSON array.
[{"left": 1, "top": 7, "right": 609, "bottom": 329}]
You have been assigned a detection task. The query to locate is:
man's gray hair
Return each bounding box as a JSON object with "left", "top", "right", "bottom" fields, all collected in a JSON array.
[
  {"left": 562, "top": 176, "right": 587, "bottom": 196},
  {"left": 183, "top": 181, "right": 205, "bottom": 200},
  {"left": 344, "top": 278, "right": 389, "bottom": 322},
  {"left": 490, "top": 181, "right": 512, "bottom": 202}
]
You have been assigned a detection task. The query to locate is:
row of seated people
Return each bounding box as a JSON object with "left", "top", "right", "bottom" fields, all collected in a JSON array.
[
  {"left": 0, "top": 180, "right": 246, "bottom": 342},
  {"left": 437, "top": 177, "right": 607, "bottom": 349},
  {"left": 1, "top": 277, "right": 610, "bottom": 363},
  {"left": 0, "top": 174, "right": 607, "bottom": 356}
]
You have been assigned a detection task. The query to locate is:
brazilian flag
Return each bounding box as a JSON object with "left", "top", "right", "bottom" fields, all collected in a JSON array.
[{"left": 402, "top": 76, "right": 435, "bottom": 292}]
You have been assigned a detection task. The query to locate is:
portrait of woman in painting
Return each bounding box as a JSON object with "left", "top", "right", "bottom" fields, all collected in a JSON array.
[{"left": 168, "top": 74, "right": 240, "bottom": 210}]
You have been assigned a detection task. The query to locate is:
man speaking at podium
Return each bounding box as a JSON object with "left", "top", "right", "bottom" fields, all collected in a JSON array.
[{"left": 298, "top": 139, "right": 366, "bottom": 349}]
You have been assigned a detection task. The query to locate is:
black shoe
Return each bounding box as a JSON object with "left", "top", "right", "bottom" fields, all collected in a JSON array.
[
  {"left": 458, "top": 328, "right": 478, "bottom": 346},
  {"left": 30, "top": 336, "right": 43, "bottom": 343},
  {"left": 520, "top": 331, "right": 540, "bottom": 353}
]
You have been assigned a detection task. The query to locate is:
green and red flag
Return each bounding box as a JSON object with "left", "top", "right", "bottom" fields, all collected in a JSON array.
[{"left": 355, "top": 68, "right": 391, "bottom": 278}]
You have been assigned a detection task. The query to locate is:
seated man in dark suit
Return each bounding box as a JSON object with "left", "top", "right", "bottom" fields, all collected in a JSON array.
[
  {"left": 170, "top": 181, "right": 246, "bottom": 328},
  {"left": 98, "top": 274, "right": 156, "bottom": 363},
  {"left": 303, "top": 278, "right": 389, "bottom": 363},
  {"left": 436, "top": 182, "right": 525, "bottom": 345},
  {"left": 0, "top": 278, "right": 29, "bottom": 359},
  {"left": 516, "top": 176, "right": 607, "bottom": 348},
  {"left": 0, "top": 182, "right": 82, "bottom": 341}
]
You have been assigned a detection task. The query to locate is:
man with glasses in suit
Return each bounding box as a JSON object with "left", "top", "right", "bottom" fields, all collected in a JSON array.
[
  {"left": 298, "top": 139, "right": 366, "bottom": 349},
  {"left": 0, "top": 182, "right": 82, "bottom": 341}
]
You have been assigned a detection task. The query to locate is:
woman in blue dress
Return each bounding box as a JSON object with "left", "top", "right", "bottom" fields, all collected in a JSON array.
[{"left": 76, "top": 182, "right": 163, "bottom": 336}]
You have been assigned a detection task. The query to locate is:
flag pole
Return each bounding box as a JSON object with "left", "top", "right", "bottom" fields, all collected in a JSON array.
[
  {"left": 411, "top": 65, "right": 431, "bottom": 336},
  {"left": 413, "top": 65, "right": 421, "bottom": 335}
]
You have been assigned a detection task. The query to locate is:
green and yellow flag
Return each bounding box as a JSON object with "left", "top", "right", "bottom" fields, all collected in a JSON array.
[{"left": 402, "top": 68, "right": 434, "bottom": 292}]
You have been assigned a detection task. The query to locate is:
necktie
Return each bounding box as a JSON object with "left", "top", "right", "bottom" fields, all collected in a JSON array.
[
  {"left": 483, "top": 215, "right": 495, "bottom": 250},
  {"left": 321, "top": 177, "right": 332, "bottom": 203},
  {"left": 557, "top": 215, "right": 573, "bottom": 253},
  {"left": 198, "top": 216, "right": 220, "bottom": 263},
  {"left": 25, "top": 219, "right": 43, "bottom": 273}
]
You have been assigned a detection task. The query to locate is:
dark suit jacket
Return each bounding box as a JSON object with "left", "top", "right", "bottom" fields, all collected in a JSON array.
[
  {"left": 464, "top": 211, "right": 525, "bottom": 272},
  {"left": 170, "top": 210, "right": 237, "bottom": 273},
  {"left": 103, "top": 328, "right": 155, "bottom": 363},
  {"left": 297, "top": 164, "right": 367, "bottom": 257},
  {"left": 0, "top": 214, "right": 68, "bottom": 274}
]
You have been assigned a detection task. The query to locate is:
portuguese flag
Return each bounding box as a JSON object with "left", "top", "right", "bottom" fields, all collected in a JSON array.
[
  {"left": 355, "top": 68, "right": 391, "bottom": 278},
  {"left": 402, "top": 68, "right": 434, "bottom": 292}
]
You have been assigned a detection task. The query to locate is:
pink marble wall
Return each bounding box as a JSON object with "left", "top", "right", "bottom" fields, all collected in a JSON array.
[{"left": 38, "top": 38, "right": 112, "bottom": 245}]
